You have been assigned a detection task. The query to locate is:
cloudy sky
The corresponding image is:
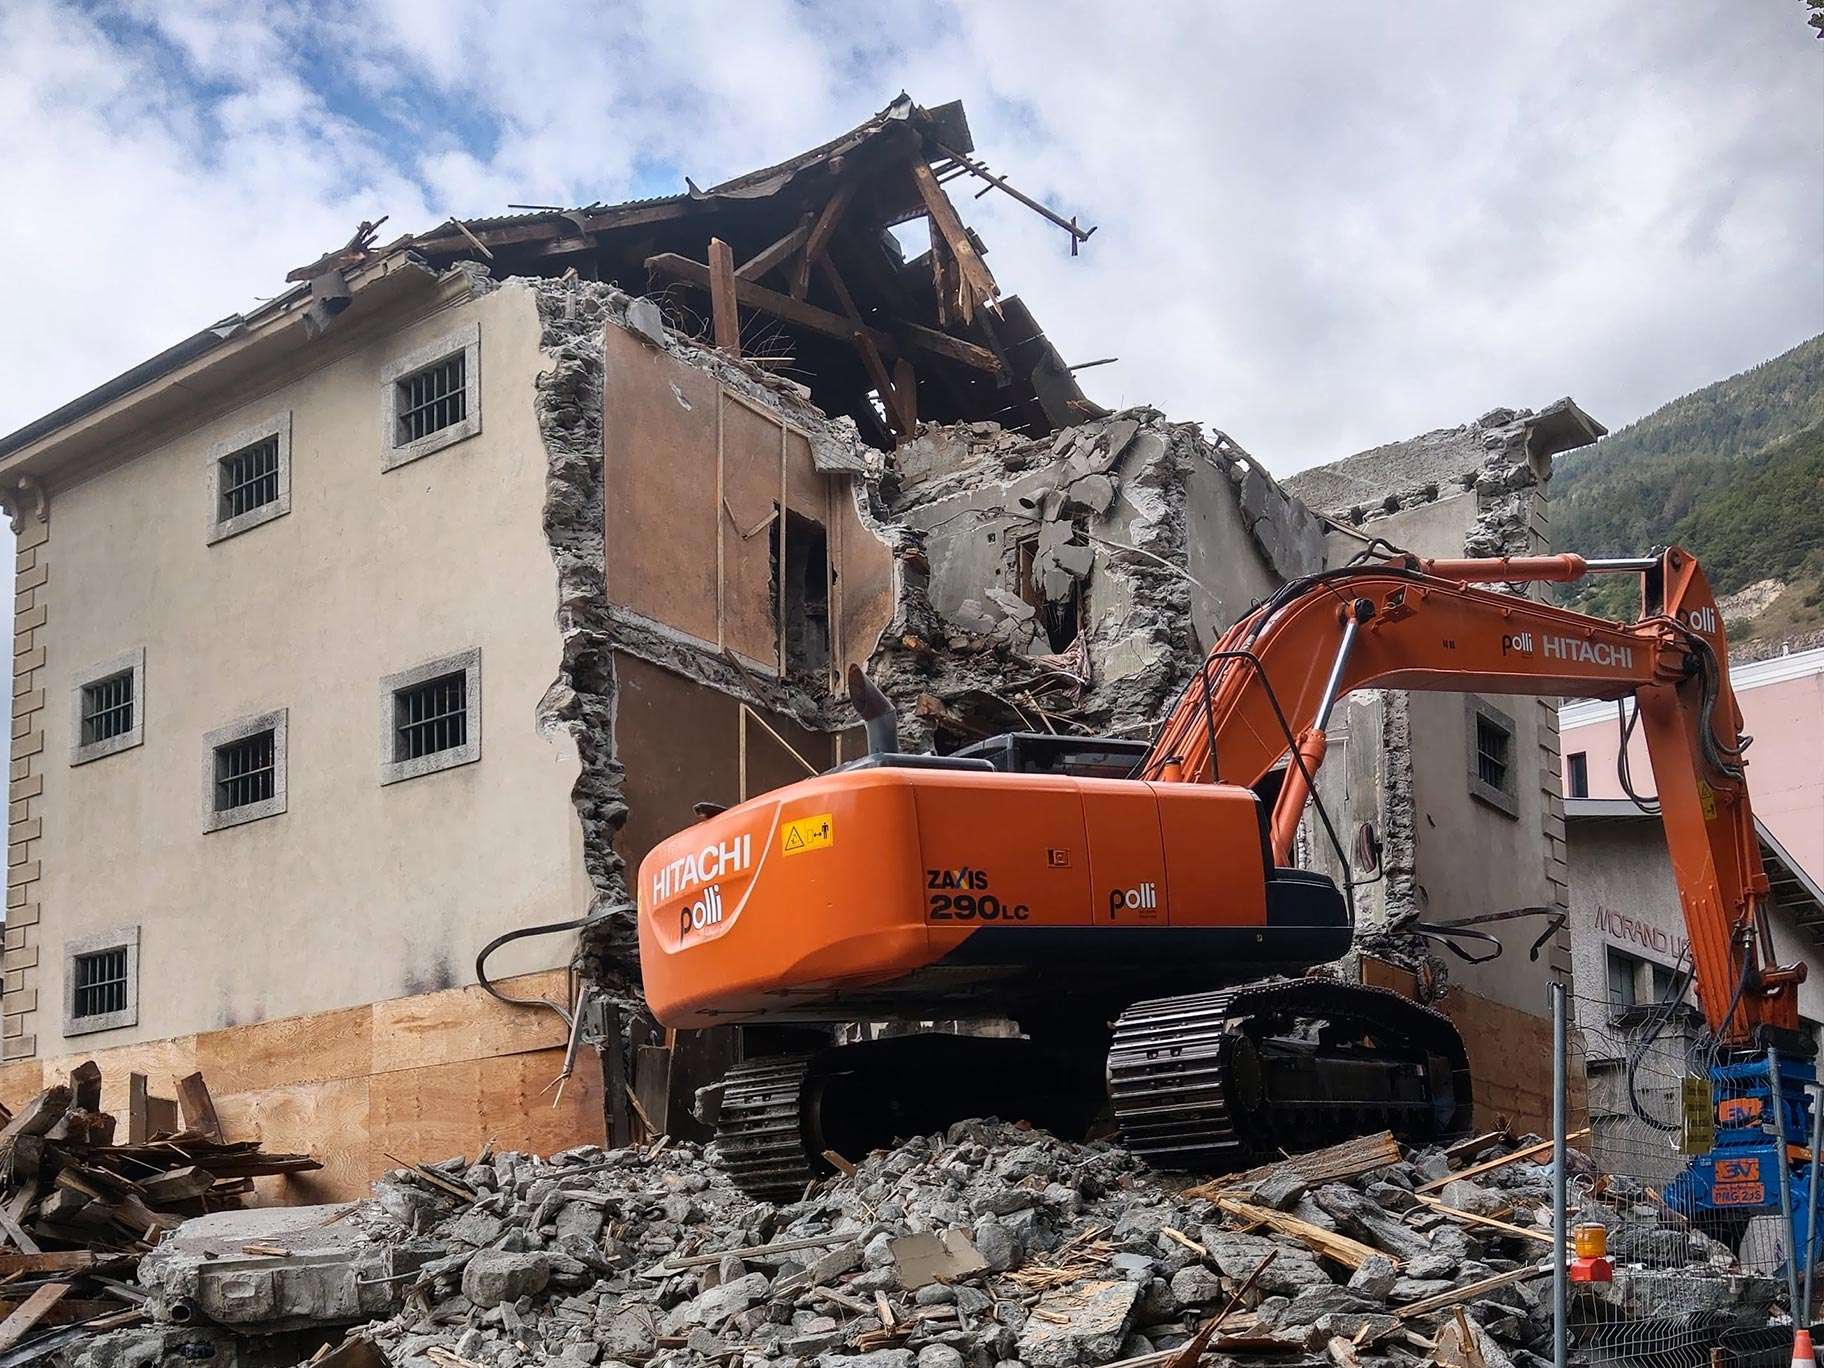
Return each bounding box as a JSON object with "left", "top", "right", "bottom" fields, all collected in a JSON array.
[{"left": 3, "top": 1, "right": 1820, "bottom": 475}]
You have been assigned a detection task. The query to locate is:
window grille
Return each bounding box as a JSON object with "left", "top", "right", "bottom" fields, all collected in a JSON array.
[
  {"left": 219, "top": 435, "right": 281, "bottom": 520},
  {"left": 215, "top": 730, "right": 276, "bottom": 811},
  {"left": 73, "top": 947, "right": 130, "bottom": 1020},
  {"left": 81, "top": 672, "right": 134, "bottom": 746},
  {"left": 1474, "top": 713, "right": 1510, "bottom": 792},
  {"left": 394, "top": 672, "right": 467, "bottom": 761},
  {"left": 395, "top": 354, "right": 467, "bottom": 445}
]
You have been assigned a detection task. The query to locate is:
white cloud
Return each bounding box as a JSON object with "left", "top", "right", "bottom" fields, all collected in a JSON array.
[{"left": 0, "top": 0, "right": 1818, "bottom": 465}]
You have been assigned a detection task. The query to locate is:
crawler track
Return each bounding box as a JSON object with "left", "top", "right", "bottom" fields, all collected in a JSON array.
[{"left": 1107, "top": 979, "right": 1473, "bottom": 1170}]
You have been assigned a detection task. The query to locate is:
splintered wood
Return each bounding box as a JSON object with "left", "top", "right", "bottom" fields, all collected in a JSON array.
[
  {"left": 1185, "top": 1130, "right": 1404, "bottom": 1199},
  {"left": 0, "top": 1065, "right": 320, "bottom": 1259}
]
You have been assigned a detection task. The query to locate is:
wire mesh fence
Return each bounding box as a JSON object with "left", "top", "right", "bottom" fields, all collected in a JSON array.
[{"left": 1564, "top": 986, "right": 1806, "bottom": 1366}]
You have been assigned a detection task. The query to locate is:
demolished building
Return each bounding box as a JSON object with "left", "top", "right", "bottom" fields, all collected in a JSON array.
[{"left": 0, "top": 94, "right": 1599, "bottom": 1189}]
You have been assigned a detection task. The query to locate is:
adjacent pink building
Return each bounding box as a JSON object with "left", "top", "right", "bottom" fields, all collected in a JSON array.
[{"left": 1559, "top": 644, "right": 1824, "bottom": 881}]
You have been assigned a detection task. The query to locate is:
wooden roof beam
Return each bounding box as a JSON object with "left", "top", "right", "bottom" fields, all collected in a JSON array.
[
  {"left": 909, "top": 159, "right": 999, "bottom": 325},
  {"left": 645, "top": 252, "right": 1000, "bottom": 374},
  {"left": 794, "top": 179, "right": 860, "bottom": 300}
]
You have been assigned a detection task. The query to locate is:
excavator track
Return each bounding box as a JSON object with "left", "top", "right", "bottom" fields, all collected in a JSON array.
[
  {"left": 711, "top": 1054, "right": 818, "bottom": 1201},
  {"left": 1107, "top": 979, "right": 1472, "bottom": 1171},
  {"left": 707, "top": 982, "right": 1470, "bottom": 1197}
]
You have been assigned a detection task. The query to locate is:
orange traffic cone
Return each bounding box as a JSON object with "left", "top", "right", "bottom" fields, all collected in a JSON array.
[{"left": 1793, "top": 1327, "right": 1819, "bottom": 1367}]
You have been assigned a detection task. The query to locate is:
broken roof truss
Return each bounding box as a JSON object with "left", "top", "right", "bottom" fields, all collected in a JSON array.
[{"left": 398, "top": 95, "right": 1103, "bottom": 447}]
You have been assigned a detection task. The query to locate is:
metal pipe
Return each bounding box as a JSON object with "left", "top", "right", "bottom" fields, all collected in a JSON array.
[
  {"left": 1770, "top": 1047, "right": 1805, "bottom": 1324},
  {"left": 930, "top": 142, "right": 1097, "bottom": 246},
  {"left": 1582, "top": 556, "right": 1662, "bottom": 573},
  {"left": 1313, "top": 613, "right": 1364, "bottom": 732},
  {"left": 1805, "top": 1081, "right": 1824, "bottom": 1327},
  {"left": 1552, "top": 980, "right": 1568, "bottom": 1368}
]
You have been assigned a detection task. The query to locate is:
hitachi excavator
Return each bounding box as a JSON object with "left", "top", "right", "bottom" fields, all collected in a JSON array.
[{"left": 638, "top": 546, "right": 1814, "bottom": 1238}]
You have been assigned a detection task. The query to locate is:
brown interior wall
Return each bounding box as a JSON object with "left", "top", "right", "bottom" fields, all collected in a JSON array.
[
  {"left": 612, "top": 653, "right": 842, "bottom": 878},
  {"left": 1360, "top": 956, "right": 1584, "bottom": 1137},
  {"left": 836, "top": 487, "right": 895, "bottom": 678},
  {"left": 602, "top": 323, "right": 721, "bottom": 644},
  {"left": 0, "top": 969, "right": 601, "bottom": 1204},
  {"left": 719, "top": 397, "right": 789, "bottom": 667},
  {"left": 600, "top": 321, "right": 893, "bottom": 683}
]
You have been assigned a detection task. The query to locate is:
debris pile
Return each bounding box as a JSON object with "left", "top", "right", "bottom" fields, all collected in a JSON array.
[
  {"left": 0, "top": 1065, "right": 323, "bottom": 1363},
  {"left": 35, "top": 1113, "right": 1793, "bottom": 1368},
  {"left": 0, "top": 1068, "right": 321, "bottom": 1262},
  {"left": 73, "top": 1123, "right": 1670, "bottom": 1368}
]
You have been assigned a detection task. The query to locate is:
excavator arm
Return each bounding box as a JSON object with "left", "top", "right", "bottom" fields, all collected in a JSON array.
[{"left": 1141, "top": 546, "right": 1797, "bottom": 1047}]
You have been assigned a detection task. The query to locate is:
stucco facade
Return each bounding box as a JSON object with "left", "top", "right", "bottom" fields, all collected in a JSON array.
[{"left": 1, "top": 274, "right": 596, "bottom": 1058}]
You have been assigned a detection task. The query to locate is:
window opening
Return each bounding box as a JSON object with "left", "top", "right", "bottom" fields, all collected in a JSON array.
[
  {"left": 215, "top": 730, "right": 276, "bottom": 812},
  {"left": 1566, "top": 750, "right": 1589, "bottom": 798},
  {"left": 772, "top": 506, "right": 831, "bottom": 678},
  {"left": 219, "top": 435, "right": 282, "bottom": 520},
  {"left": 1606, "top": 947, "right": 1640, "bottom": 1011},
  {"left": 395, "top": 353, "right": 467, "bottom": 445},
  {"left": 81, "top": 672, "right": 134, "bottom": 746},
  {"left": 1475, "top": 714, "right": 1510, "bottom": 793},
  {"left": 394, "top": 671, "right": 469, "bottom": 761},
  {"left": 73, "top": 947, "right": 130, "bottom": 1020}
]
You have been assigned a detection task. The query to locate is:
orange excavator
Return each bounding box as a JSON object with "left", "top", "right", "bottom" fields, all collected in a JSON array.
[{"left": 638, "top": 546, "right": 1804, "bottom": 1200}]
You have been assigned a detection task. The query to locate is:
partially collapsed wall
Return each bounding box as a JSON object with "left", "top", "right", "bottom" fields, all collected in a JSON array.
[
  {"left": 530, "top": 270, "right": 1591, "bottom": 1023},
  {"left": 868, "top": 410, "right": 1325, "bottom": 749},
  {"left": 530, "top": 279, "right": 900, "bottom": 986}
]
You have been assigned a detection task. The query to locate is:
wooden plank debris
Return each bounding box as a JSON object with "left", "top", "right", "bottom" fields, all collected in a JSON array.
[
  {"left": 644, "top": 254, "right": 1000, "bottom": 373},
  {"left": 1212, "top": 1197, "right": 1384, "bottom": 1271},
  {"left": 736, "top": 218, "right": 812, "bottom": 283},
  {"left": 1415, "top": 1130, "right": 1590, "bottom": 1193},
  {"left": 0, "top": 1284, "right": 68, "bottom": 1353},
  {"left": 173, "top": 1074, "right": 222, "bottom": 1143},
  {"left": 1410, "top": 1193, "right": 1555, "bottom": 1246},
  {"left": 794, "top": 179, "right": 858, "bottom": 299},
  {"left": 1394, "top": 1264, "right": 1546, "bottom": 1320},
  {"left": 908, "top": 160, "right": 999, "bottom": 323},
  {"left": 707, "top": 238, "right": 740, "bottom": 357},
  {"left": 1188, "top": 1130, "right": 1403, "bottom": 1198}
]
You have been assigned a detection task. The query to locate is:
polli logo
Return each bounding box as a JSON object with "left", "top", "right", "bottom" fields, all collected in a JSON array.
[
  {"left": 1109, "top": 883, "right": 1158, "bottom": 917},
  {"left": 680, "top": 884, "right": 726, "bottom": 939}
]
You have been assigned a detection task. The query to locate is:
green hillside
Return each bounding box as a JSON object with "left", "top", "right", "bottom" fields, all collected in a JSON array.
[{"left": 1554, "top": 334, "right": 1824, "bottom": 636}]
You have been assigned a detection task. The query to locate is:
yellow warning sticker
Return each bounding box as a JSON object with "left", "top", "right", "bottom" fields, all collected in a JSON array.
[
  {"left": 1696, "top": 779, "right": 1718, "bottom": 821},
  {"left": 781, "top": 813, "right": 834, "bottom": 857}
]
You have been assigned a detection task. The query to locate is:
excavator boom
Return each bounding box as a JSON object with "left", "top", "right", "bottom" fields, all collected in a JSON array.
[{"left": 1140, "top": 546, "right": 1792, "bottom": 1045}]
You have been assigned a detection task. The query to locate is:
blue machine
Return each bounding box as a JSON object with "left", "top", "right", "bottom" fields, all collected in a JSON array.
[{"left": 1664, "top": 1052, "right": 1824, "bottom": 1273}]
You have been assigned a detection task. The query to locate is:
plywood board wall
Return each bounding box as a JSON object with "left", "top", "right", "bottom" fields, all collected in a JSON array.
[{"left": 0, "top": 970, "right": 603, "bottom": 1204}]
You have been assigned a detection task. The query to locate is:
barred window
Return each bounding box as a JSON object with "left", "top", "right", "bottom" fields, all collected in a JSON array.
[
  {"left": 71, "top": 648, "right": 146, "bottom": 765},
  {"left": 395, "top": 354, "right": 467, "bottom": 446},
  {"left": 215, "top": 729, "right": 276, "bottom": 812},
  {"left": 1475, "top": 714, "right": 1510, "bottom": 792},
  {"left": 394, "top": 672, "right": 467, "bottom": 761},
  {"left": 1466, "top": 697, "right": 1518, "bottom": 818},
  {"left": 73, "top": 947, "right": 130, "bottom": 1020},
  {"left": 81, "top": 671, "right": 134, "bottom": 746},
  {"left": 219, "top": 435, "right": 282, "bottom": 520},
  {"left": 380, "top": 649, "right": 480, "bottom": 785}
]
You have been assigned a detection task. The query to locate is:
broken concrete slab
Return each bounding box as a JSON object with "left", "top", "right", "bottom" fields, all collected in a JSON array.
[
  {"left": 1017, "top": 1279, "right": 1139, "bottom": 1368},
  {"left": 136, "top": 1204, "right": 423, "bottom": 1330}
]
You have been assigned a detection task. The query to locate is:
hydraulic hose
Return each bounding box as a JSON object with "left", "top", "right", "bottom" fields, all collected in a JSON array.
[{"left": 474, "top": 917, "right": 590, "bottom": 1027}]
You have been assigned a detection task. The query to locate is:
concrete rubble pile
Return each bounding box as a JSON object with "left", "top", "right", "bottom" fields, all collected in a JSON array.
[
  {"left": 62, "top": 1122, "right": 1687, "bottom": 1368},
  {"left": 56, "top": 1118, "right": 1802, "bottom": 1368}
]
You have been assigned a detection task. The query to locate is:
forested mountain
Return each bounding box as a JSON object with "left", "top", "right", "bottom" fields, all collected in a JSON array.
[{"left": 1554, "top": 334, "right": 1824, "bottom": 642}]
